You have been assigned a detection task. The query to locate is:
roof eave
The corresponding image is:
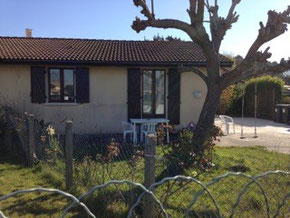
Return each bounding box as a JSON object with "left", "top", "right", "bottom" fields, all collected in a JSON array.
[{"left": 0, "top": 59, "right": 233, "bottom": 68}]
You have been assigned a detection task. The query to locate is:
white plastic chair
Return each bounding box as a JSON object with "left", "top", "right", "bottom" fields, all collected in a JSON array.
[
  {"left": 122, "top": 121, "right": 135, "bottom": 142},
  {"left": 219, "top": 115, "right": 235, "bottom": 135},
  {"left": 140, "top": 122, "right": 157, "bottom": 143}
]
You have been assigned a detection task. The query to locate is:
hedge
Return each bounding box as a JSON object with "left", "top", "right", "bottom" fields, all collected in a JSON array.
[{"left": 223, "top": 76, "right": 284, "bottom": 118}]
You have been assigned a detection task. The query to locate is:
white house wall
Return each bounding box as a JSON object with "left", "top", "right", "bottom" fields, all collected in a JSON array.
[
  {"left": 0, "top": 65, "right": 208, "bottom": 134},
  {"left": 180, "top": 70, "right": 208, "bottom": 128},
  {"left": 0, "top": 65, "right": 127, "bottom": 134}
]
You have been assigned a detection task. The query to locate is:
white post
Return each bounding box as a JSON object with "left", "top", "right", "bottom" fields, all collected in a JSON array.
[{"left": 240, "top": 90, "right": 246, "bottom": 139}]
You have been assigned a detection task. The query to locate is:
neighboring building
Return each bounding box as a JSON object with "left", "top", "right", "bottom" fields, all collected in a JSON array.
[{"left": 0, "top": 36, "right": 232, "bottom": 133}]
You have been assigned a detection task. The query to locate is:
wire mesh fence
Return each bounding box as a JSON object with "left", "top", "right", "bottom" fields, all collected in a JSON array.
[
  {"left": 0, "top": 171, "right": 289, "bottom": 218},
  {"left": 0, "top": 106, "right": 289, "bottom": 217}
]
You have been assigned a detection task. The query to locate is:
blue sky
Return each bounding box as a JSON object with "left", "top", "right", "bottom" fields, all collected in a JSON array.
[{"left": 0, "top": 0, "right": 289, "bottom": 61}]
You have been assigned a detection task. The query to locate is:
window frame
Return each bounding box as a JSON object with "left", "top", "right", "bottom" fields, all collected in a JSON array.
[
  {"left": 141, "top": 69, "right": 166, "bottom": 118},
  {"left": 48, "top": 67, "right": 75, "bottom": 103}
]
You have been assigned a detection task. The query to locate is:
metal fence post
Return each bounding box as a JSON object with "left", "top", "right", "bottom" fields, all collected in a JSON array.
[
  {"left": 143, "top": 134, "right": 157, "bottom": 218},
  {"left": 65, "top": 120, "right": 73, "bottom": 190},
  {"left": 27, "top": 114, "right": 35, "bottom": 166}
]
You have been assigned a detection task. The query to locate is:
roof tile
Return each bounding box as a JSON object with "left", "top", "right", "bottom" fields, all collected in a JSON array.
[{"left": 0, "top": 37, "right": 232, "bottom": 66}]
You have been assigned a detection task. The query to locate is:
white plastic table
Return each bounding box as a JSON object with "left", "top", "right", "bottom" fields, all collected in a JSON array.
[{"left": 130, "top": 118, "right": 170, "bottom": 144}]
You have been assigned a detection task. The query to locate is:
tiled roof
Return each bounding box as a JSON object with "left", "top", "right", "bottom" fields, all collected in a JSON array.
[{"left": 0, "top": 37, "right": 232, "bottom": 66}]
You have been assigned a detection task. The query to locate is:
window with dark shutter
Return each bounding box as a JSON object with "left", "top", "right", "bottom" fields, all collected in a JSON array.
[
  {"left": 48, "top": 68, "right": 75, "bottom": 102},
  {"left": 168, "top": 68, "right": 181, "bottom": 125},
  {"left": 31, "top": 66, "right": 46, "bottom": 104},
  {"left": 127, "top": 68, "right": 141, "bottom": 120},
  {"left": 75, "top": 67, "right": 90, "bottom": 103}
]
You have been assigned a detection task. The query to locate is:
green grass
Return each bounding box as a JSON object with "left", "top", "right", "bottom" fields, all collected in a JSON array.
[
  {"left": 0, "top": 150, "right": 81, "bottom": 218},
  {"left": 0, "top": 146, "right": 289, "bottom": 217}
]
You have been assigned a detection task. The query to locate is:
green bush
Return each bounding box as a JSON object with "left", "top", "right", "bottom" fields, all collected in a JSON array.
[
  {"left": 160, "top": 125, "right": 223, "bottom": 177},
  {"left": 245, "top": 76, "right": 284, "bottom": 103},
  {"left": 224, "top": 76, "right": 284, "bottom": 117},
  {"left": 225, "top": 83, "right": 245, "bottom": 116}
]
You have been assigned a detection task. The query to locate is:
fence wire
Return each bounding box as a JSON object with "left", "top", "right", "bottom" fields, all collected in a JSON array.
[{"left": 0, "top": 171, "right": 289, "bottom": 218}]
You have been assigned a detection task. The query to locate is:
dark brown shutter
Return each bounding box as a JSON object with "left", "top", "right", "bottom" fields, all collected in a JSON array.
[
  {"left": 76, "top": 67, "right": 90, "bottom": 103},
  {"left": 31, "top": 66, "right": 46, "bottom": 103},
  {"left": 127, "top": 68, "right": 141, "bottom": 120},
  {"left": 168, "top": 68, "right": 181, "bottom": 125}
]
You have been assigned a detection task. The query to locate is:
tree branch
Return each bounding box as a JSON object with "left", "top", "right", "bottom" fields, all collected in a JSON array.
[
  {"left": 246, "top": 6, "right": 290, "bottom": 58},
  {"left": 178, "top": 64, "right": 208, "bottom": 84},
  {"left": 133, "top": 0, "right": 154, "bottom": 20},
  {"left": 132, "top": 17, "right": 195, "bottom": 35},
  {"left": 221, "top": 6, "right": 290, "bottom": 87},
  {"left": 208, "top": 0, "right": 241, "bottom": 52},
  {"left": 196, "top": 0, "right": 205, "bottom": 26},
  {"left": 132, "top": 0, "right": 211, "bottom": 49},
  {"left": 222, "top": 57, "right": 290, "bottom": 87},
  {"left": 132, "top": 0, "right": 195, "bottom": 37},
  {"left": 188, "top": 0, "right": 197, "bottom": 24}
]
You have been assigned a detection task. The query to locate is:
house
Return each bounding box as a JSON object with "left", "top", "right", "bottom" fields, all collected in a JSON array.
[{"left": 0, "top": 34, "right": 232, "bottom": 134}]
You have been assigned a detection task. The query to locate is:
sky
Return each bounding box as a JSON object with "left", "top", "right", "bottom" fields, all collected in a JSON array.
[{"left": 0, "top": 0, "right": 289, "bottom": 61}]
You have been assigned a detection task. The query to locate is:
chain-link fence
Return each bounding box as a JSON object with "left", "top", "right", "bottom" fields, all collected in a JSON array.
[{"left": 0, "top": 105, "right": 289, "bottom": 217}]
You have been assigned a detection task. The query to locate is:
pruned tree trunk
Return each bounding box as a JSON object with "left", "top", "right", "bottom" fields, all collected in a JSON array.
[{"left": 192, "top": 84, "right": 222, "bottom": 153}]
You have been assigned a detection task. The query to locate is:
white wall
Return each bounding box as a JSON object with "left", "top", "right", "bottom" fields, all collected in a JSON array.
[
  {"left": 0, "top": 65, "right": 208, "bottom": 134},
  {"left": 0, "top": 65, "right": 127, "bottom": 134},
  {"left": 179, "top": 70, "right": 208, "bottom": 128}
]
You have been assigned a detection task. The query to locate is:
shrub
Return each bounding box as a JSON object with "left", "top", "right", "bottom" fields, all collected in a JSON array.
[
  {"left": 244, "top": 76, "right": 284, "bottom": 118},
  {"left": 223, "top": 76, "right": 285, "bottom": 117},
  {"left": 218, "top": 85, "right": 235, "bottom": 114},
  {"left": 245, "top": 76, "right": 284, "bottom": 103},
  {"left": 224, "top": 83, "right": 245, "bottom": 116},
  {"left": 160, "top": 125, "right": 222, "bottom": 177}
]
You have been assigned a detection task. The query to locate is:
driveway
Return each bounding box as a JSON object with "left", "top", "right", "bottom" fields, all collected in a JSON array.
[{"left": 215, "top": 117, "right": 290, "bottom": 154}]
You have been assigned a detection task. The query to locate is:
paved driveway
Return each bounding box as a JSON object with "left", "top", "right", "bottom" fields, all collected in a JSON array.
[{"left": 215, "top": 117, "right": 290, "bottom": 154}]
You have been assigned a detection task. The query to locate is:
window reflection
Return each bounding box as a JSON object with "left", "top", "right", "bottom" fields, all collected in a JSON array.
[
  {"left": 143, "top": 70, "right": 153, "bottom": 114},
  {"left": 49, "top": 68, "right": 75, "bottom": 102},
  {"left": 50, "top": 69, "right": 61, "bottom": 101},
  {"left": 64, "top": 69, "right": 74, "bottom": 102},
  {"left": 155, "top": 70, "right": 165, "bottom": 115}
]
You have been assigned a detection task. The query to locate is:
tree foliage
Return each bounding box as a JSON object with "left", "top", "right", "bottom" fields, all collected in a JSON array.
[{"left": 152, "top": 34, "right": 182, "bottom": 41}]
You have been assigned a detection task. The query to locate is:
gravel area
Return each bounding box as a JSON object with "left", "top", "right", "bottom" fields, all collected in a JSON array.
[{"left": 215, "top": 117, "right": 290, "bottom": 154}]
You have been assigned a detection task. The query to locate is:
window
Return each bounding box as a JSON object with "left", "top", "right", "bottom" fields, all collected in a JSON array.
[
  {"left": 48, "top": 68, "right": 75, "bottom": 102},
  {"left": 142, "top": 69, "right": 166, "bottom": 117}
]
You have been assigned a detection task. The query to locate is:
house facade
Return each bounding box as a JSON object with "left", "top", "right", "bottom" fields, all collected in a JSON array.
[{"left": 0, "top": 37, "right": 232, "bottom": 133}]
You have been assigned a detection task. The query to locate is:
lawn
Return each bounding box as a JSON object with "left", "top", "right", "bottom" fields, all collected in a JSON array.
[
  {"left": 0, "top": 149, "right": 84, "bottom": 218},
  {"left": 0, "top": 146, "right": 289, "bottom": 217}
]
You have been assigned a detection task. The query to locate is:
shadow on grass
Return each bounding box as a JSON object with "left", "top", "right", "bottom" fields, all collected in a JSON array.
[
  {"left": 71, "top": 190, "right": 135, "bottom": 218},
  {"left": 228, "top": 164, "right": 251, "bottom": 173},
  {"left": 2, "top": 194, "right": 58, "bottom": 215},
  {"left": 0, "top": 147, "right": 26, "bottom": 166}
]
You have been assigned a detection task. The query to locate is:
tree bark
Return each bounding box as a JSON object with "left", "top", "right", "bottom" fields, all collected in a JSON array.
[{"left": 192, "top": 82, "right": 222, "bottom": 153}]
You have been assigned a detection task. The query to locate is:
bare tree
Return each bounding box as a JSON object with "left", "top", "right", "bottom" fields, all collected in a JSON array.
[{"left": 132, "top": 0, "right": 290, "bottom": 153}]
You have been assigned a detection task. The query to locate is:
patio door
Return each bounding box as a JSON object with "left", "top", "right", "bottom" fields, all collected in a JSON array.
[{"left": 142, "top": 69, "right": 166, "bottom": 118}]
